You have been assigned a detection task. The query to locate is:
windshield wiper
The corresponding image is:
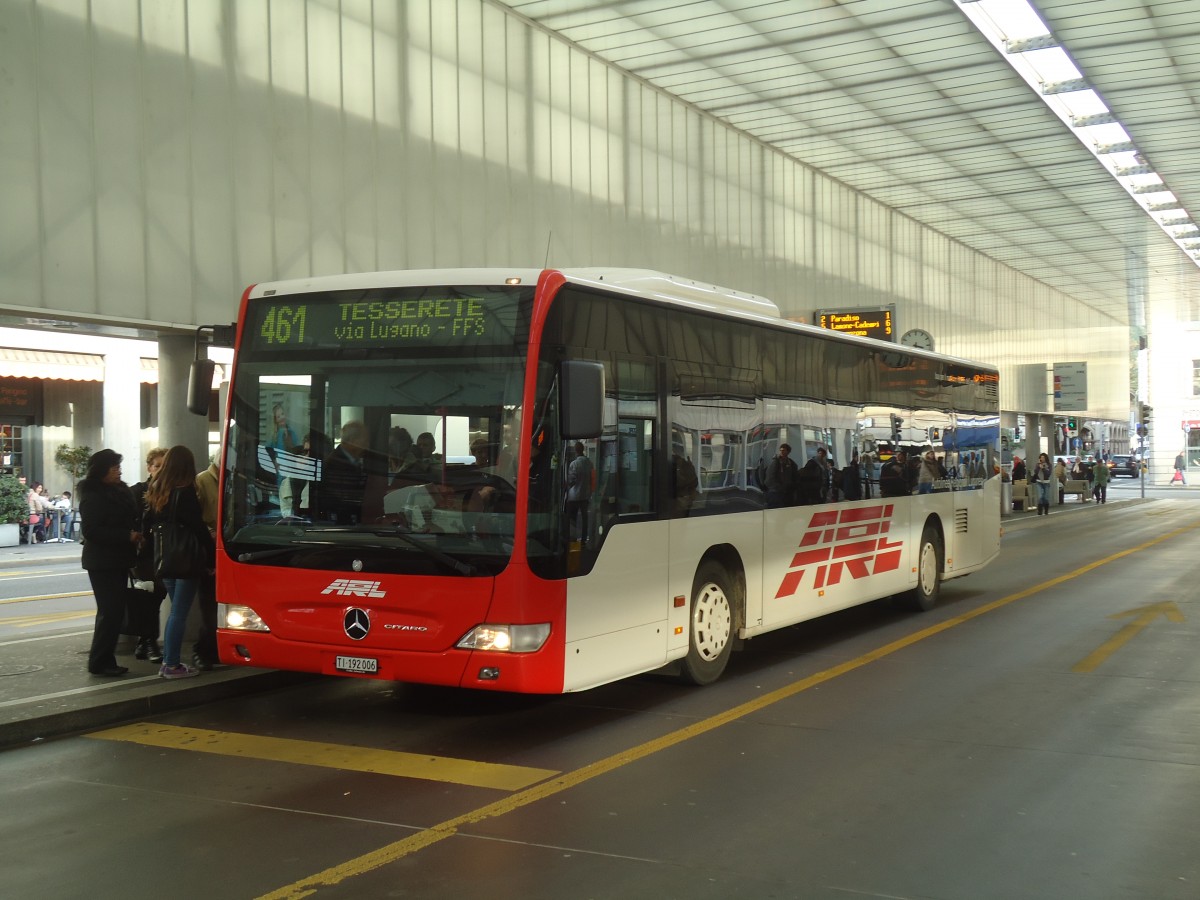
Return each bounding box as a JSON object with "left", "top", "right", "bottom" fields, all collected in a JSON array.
[
  {"left": 235, "top": 534, "right": 341, "bottom": 562},
  {"left": 233, "top": 529, "right": 476, "bottom": 576},
  {"left": 377, "top": 528, "right": 476, "bottom": 576}
]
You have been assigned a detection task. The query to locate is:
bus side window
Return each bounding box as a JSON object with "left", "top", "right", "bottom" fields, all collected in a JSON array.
[{"left": 615, "top": 358, "right": 657, "bottom": 516}]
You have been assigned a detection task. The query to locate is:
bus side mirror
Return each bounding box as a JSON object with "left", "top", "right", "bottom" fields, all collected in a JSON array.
[
  {"left": 187, "top": 358, "right": 216, "bottom": 416},
  {"left": 561, "top": 360, "right": 604, "bottom": 439}
]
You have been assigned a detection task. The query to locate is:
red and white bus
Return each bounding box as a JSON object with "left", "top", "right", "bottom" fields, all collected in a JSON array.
[{"left": 204, "top": 268, "right": 1001, "bottom": 692}]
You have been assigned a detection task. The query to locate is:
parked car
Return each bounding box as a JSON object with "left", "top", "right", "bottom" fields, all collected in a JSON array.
[{"left": 1108, "top": 454, "right": 1139, "bottom": 478}]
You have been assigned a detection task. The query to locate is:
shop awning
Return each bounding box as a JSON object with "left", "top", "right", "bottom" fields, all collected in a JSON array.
[{"left": 0, "top": 349, "right": 104, "bottom": 381}]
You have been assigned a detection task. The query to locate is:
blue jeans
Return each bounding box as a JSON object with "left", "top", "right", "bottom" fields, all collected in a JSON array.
[
  {"left": 162, "top": 577, "right": 198, "bottom": 667},
  {"left": 1034, "top": 481, "right": 1052, "bottom": 506}
]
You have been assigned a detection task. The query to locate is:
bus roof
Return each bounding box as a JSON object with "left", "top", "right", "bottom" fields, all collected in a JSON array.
[
  {"left": 245, "top": 267, "right": 779, "bottom": 319},
  {"left": 243, "top": 267, "right": 994, "bottom": 373}
]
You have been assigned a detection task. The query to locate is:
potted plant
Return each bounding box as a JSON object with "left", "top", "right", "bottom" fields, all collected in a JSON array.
[
  {"left": 0, "top": 474, "right": 29, "bottom": 547},
  {"left": 55, "top": 444, "right": 92, "bottom": 494}
]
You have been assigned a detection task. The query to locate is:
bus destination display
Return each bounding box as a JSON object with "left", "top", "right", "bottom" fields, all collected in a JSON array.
[
  {"left": 814, "top": 306, "right": 895, "bottom": 341},
  {"left": 248, "top": 289, "right": 526, "bottom": 352}
]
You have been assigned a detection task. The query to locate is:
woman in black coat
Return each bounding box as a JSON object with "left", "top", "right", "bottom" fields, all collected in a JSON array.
[{"left": 78, "top": 449, "right": 142, "bottom": 676}]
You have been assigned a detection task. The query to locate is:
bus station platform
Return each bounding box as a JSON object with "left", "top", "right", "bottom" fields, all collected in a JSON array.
[
  {"left": 0, "top": 486, "right": 1170, "bottom": 751},
  {"left": 0, "top": 540, "right": 306, "bottom": 750}
]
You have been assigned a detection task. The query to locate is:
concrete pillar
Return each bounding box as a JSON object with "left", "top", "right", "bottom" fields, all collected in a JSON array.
[
  {"left": 1025, "top": 414, "right": 1041, "bottom": 462},
  {"left": 157, "top": 334, "right": 209, "bottom": 465},
  {"left": 101, "top": 349, "right": 143, "bottom": 470}
]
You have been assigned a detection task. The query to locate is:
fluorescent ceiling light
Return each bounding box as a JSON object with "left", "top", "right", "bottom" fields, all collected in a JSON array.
[{"left": 956, "top": 0, "right": 1198, "bottom": 267}]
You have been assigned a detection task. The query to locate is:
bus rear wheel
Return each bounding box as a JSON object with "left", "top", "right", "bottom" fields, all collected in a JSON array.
[
  {"left": 903, "top": 523, "right": 942, "bottom": 612},
  {"left": 681, "top": 561, "right": 735, "bottom": 685}
]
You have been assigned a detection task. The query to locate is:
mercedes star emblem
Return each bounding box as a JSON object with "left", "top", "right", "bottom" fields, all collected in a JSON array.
[{"left": 343, "top": 607, "right": 371, "bottom": 640}]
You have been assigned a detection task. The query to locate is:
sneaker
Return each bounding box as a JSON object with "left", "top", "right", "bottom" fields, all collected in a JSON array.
[
  {"left": 159, "top": 663, "right": 200, "bottom": 679},
  {"left": 192, "top": 653, "right": 214, "bottom": 672}
]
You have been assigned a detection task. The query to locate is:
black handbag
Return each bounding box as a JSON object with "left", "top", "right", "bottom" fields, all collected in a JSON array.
[
  {"left": 153, "top": 489, "right": 206, "bottom": 579},
  {"left": 121, "top": 578, "right": 159, "bottom": 637}
]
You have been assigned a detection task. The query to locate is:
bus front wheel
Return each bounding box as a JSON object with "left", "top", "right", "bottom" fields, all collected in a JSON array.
[
  {"left": 903, "top": 523, "right": 942, "bottom": 612},
  {"left": 681, "top": 561, "right": 735, "bottom": 685}
]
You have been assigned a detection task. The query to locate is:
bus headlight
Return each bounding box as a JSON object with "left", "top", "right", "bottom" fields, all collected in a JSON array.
[
  {"left": 219, "top": 603, "right": 271, "bottom": 632},
  {"left": 456, "top": 623, "right": 550, "bottom": 653}
]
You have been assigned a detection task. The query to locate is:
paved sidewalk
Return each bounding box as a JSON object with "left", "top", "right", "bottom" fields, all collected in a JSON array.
[{"left": 0, "top": 539, "right": 304, "bottom": 750}]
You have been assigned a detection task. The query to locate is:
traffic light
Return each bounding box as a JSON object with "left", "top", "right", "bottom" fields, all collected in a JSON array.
[
  {"left": 1067, "top": 416, "right": 1077, "bottom": 431},
  {"left": 889, "top": 414, "right": 903, "bottom": 440}
]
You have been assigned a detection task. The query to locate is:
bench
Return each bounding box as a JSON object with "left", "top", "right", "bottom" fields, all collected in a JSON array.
[
  {"left": 1011, "top": 479, "right": 1030, "bottom": 511},
  {"left": 1063, "top": 479, "right": 1090, "bottom": 501}
]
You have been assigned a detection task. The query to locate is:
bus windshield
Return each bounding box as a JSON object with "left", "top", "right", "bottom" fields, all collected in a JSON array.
[{"left": 222, "top": 284, "right": 533, "bottom": 576}]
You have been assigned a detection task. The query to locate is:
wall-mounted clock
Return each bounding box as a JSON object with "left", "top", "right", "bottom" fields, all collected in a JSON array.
[{"left": 899, "top": 328, "right": 935, "bottom": 351}]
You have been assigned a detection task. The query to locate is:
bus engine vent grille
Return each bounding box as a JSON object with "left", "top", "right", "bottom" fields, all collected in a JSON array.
[{"left": 955, "top": 508, "right": 969, "bottom": 533}]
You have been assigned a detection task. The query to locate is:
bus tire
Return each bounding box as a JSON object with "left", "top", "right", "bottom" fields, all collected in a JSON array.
[
  {"left": 903, "top": 523, "right": 942, "bottom": 612},
  {"left": 681, "top": 561, "right": 736, "bottom": 685}
]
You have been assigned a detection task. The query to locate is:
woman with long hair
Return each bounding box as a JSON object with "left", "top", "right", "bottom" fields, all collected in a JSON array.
[
  {"left": 78, "top": 449, "right": 142, "bottom": 676},
  {"left": 1031, "top": 452, "right": 1054, "bottom": 516},
  {"left": 129, "top": 447, "right": 167, "bottom": 662},
  {"left": 144, "top": 445, "right": 214, "bottom": 679}
]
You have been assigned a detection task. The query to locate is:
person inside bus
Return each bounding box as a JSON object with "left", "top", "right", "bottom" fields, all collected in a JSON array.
[
  {"left": 795, "top": 456, "right": 824, "bottom": 504},
  {"left": 763, "top": 443, "right": 798, "bottom": 508},
  {"left": 409, "top": 432, "right": 442, "bottom": 475},
  {"left": 528, "top": 429, "right": 553, "bottom": 513},
  {"left": 917, "top": 450, "right": 940, "bottom": 494},
  {"left": 879, "top": 450, "right": 912, "bottom": 497},
  {"left": 841, "top": 450, "right": 863, "bottom": 501},
  {"left": 319, "top": 420, "right": 369, "bottom": 525},
  {"left": 859, "top": 450, "right": 875, "bottom": 499},
  {"left": 270, "top": 403, "right": 301, "bottom": 513},
  {"left": 387, "top": 427, "right": 417, "bottom": 476},
  {"left": 670, "top": 451, "right": 699, "bottom": 516},
  {"left": 564, "top": 441, "right": 594, "bottom": 543},
  {"left": 814, "top": 446, "right": 834, "bottom": 502}
]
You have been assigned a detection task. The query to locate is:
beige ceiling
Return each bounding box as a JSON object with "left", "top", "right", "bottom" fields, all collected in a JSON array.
[{"left": 500, "top": 0, "right": 1200, "bottom": 326}]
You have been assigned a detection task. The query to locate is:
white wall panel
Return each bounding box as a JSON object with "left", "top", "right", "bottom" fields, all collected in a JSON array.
[
  {"left": 269, "top": 0, "right": 311, "bottom": 279},
  {"left": 1, "top": 0, "right": 1130, "bottom": 421},
  {"left": 0, "top": 1, "right": 41, "bottom": 302},
  {"left": 37, "top": 1, "right": 96, "bottom": 313},
  {"left": 230, "top": 0, "right": 274, "bottom": 289}
]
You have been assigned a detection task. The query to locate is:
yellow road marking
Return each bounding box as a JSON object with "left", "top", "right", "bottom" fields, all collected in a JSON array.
[
  {"left": 1, "top": 610, "right": 93, "bottom": 627},
  {"left": 258, "top": 518, "right": 1200, "bottom": 900},
  {"left": 0, "top": 591, "right": 93, "bottom": 605},
  {"left": 1072, "top": 600, "right": 1186, "bottom": 673},
  {"left": 87, "top": 723, "right": 558, "bottom": 791}
]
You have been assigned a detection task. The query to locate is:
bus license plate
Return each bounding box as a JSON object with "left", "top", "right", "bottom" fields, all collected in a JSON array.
[{"left": 335, "top": 655, "right": 379, "bottom": 674}]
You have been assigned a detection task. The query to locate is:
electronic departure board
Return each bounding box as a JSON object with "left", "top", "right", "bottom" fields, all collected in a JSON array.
[
  {"left": 813, "top": 306, "right": 895, "bottom": 342},
  {"left": 244, "top": 287, "right": 529, "bottom": 353}
]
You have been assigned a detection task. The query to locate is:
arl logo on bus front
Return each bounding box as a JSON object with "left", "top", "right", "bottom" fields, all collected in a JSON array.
[
  {"left": 321, "top": 578, "right": 386, "bottom": 599},
  {"left": 774, "top": 504, "right": 902, "bottom": 598}
]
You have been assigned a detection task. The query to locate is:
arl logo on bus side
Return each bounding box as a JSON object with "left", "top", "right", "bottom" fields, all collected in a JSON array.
[
  {"left": 321, "top": 578, "right": 386, "bottom": 598},
  {"left": 774, "top": 504, "right": 902, "bottom": 598}
]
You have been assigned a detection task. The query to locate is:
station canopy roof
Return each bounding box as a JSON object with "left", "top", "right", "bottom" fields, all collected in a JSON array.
[{"left": 504, "top": 0, "right": 1200, "bottom": 326}]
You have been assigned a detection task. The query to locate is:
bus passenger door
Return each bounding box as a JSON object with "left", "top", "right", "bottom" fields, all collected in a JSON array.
[{"left": 562, "top": 358, "right": 670, "bottom": 689}]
